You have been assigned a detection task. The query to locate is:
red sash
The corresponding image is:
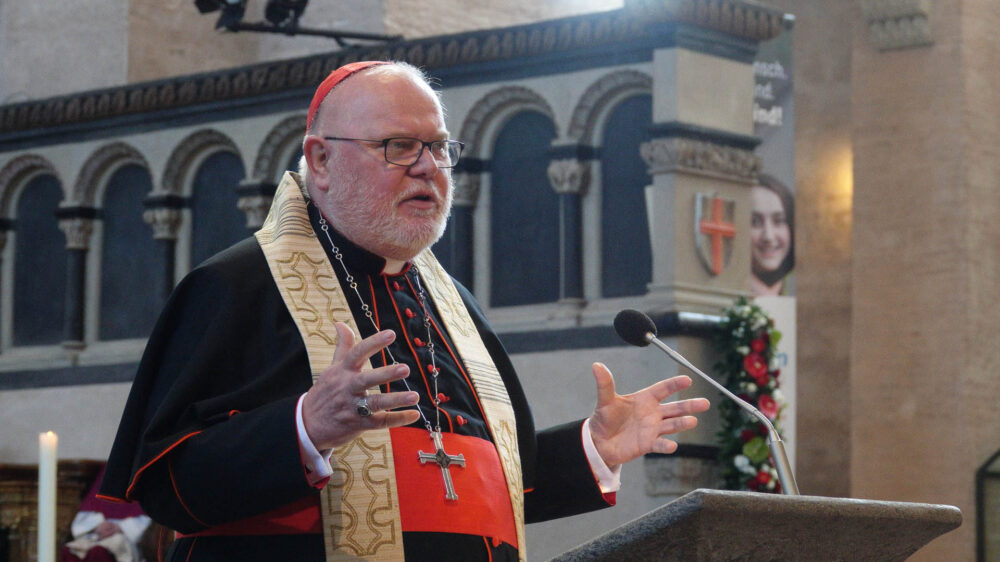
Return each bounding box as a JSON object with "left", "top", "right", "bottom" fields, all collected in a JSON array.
[
  {"left": 390, "top": 427, "right": 517, "bottom": 548},
  {"left": 183, "top": 427, "right": 517, "bottom": 549}
]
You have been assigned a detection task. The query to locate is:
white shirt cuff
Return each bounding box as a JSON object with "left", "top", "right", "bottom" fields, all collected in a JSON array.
[
  {"left": 296, "top": 393, "right": 334, "bottom": 483},
  {"left": 582, "top": 418, "right": 622, "bottom": 493}
]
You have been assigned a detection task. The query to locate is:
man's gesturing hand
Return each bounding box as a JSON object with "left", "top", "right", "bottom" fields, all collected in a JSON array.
[
  {"left": 588, "top": 362, "right": 711, "bottom": 468},
  {"left": 302, "top": 323, "right": 421, "bottom": 450}
]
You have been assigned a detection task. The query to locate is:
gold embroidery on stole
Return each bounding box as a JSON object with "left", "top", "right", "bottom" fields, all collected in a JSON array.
[{"left": 256, "top": 172, "right": 525, "bottom": 561}]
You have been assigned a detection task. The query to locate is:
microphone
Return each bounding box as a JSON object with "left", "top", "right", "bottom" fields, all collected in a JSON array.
[{"left": 614, "top": 309, "right": 799, "bottom": 495}]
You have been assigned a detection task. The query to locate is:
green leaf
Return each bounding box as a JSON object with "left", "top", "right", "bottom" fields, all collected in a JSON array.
[
  {"left": 742, "top": 436, "right": 769, "bottom": 464},
  {"left": 770, "top": 329, "right": 783, "bottom": 348}
]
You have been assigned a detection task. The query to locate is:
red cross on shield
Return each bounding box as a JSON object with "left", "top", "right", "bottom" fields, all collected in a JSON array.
[{"left": 694, "top": 193, "right": 736, "bottom": 276}]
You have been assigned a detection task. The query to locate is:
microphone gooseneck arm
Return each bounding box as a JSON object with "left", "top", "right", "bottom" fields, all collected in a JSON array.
[{"left": 644, "top": 332, "right": 800, "bottom": 496}]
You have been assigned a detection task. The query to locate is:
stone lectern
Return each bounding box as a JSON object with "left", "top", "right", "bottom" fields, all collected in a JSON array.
[{"left": 551, "top": 489, "right": 962, "bottom": 561}]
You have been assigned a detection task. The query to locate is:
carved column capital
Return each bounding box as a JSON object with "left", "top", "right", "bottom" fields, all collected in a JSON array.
[
  {"left": 640, "top": 137, "right": 760, "bottom": 183},
  {"left": 237, "top": 195, "right": 274, "bottom": 230},
  {"left": 143, "top": 207, "right": 183, "bottom": 240},
  {"left": 861, "top": 0, "right": 933, "bottom": 51},
  {"left": 236, "top": 179, "right": 277, "bottom": 230},
  {"left": 58, "top": 217, "right": 95, "bottom": 250},
  {"left": 452, "top": 172, "right": 482, "bottom": 207},
  {"left": 547, "top": 158, "right": 589, "bottom": 195}
]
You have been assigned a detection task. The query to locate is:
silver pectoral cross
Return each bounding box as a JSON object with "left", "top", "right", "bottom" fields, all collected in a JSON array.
[{"left": 418, "top": 430, "right": 466, "bottom": 501}]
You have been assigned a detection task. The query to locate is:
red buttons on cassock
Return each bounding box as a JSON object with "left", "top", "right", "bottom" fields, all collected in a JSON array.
[
  {"left": 414, "top": 337, "right": 425, "bottom": 347},
  {"left": 457, "top": 415, "right": 468, "bottom": 426},
  {"left": 393, "top": 281, "right": 402, "bottom": 291},
  {"left": 405, "top": 308, "right": 416, "bottom": 318},
  {"left": 436, "top": 392, "right": 449, "bottom": 403}
]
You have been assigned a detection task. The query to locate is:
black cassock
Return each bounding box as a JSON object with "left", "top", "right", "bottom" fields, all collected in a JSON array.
[{"left": 101, "top": 207, "right": 612, "bottom": 561}]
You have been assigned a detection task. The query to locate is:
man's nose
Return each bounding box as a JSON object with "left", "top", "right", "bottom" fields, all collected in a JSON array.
[{"left": 407, "top": 145, "right": 441, "bottom": 177}]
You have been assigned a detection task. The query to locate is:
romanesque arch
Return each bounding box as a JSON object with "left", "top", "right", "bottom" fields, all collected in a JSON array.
[
  {"left": 566, "top": 69, "right": 652, "bottom": 144},
  {"left": 161, "top": 129, "right": 241, "bottom": 196},
  {"left": 252, "top": 114, "right": 307, "bottom": 183},
  {"left": 0, "top": 154, "right": 61, "bottom": 218},
  {"left": 72, "top": 142, "right": 150, "bottom": 207},
  {"left": 458, "top": 86, "right": 557, "bottom": 158}
]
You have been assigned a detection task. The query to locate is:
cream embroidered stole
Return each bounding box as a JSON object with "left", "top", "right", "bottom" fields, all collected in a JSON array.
[{"left": 254, "top": 172, "right": 526, "bottom": 561}]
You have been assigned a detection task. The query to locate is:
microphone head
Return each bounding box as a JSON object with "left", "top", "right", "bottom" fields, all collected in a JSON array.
[{"left": 614, "top": 309, "right": 657, "bottom": 347}]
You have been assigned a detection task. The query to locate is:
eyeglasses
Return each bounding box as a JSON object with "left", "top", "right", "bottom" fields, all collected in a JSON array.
[{"left": 323, "top": 136, "right": 465, "bottom": 168}]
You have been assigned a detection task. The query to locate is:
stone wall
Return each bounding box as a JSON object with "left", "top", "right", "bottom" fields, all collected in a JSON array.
[
  {"left": 850, "top": 0, "right": 1000, "bottom": 559},
  {"left": 755, "top": 0, "right": 854, "bottom": 498}
]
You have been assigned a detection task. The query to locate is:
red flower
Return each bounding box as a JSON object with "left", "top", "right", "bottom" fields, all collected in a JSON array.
[
  {"left": 757, "top": 470, "right": 771, "bottom": 485},
  {"left": 772, "top": 368, "right": 781, "bottom": 379},
  {"left": 743, "top": 353, "right": 768, "bottom": 379},
  {"left": 751, "top": 336, "right": 767, "bottom": 352},
  {"left": 746, "top": 477, "right": 759, "bottom": 491},
  {"left": 758, "top": 394, "right": 778, "bottom": 419},
  {"left": 752, "top": 371, "right": 770, "bottom": 387},
  {"left": 739, "top": 429, "right": 756, "bottom": 443}
]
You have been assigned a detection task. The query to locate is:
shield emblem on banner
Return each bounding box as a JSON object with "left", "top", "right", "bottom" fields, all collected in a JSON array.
[{"left": 694, "top": 193, "right": 736, "bottom": 276}]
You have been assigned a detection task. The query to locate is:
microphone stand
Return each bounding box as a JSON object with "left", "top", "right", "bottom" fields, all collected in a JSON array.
[{"left": 646, "top": 333, "right": 800, "bottom": 495}]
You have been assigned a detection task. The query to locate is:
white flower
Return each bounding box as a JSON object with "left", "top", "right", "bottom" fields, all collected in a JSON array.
[
  {"left": 736, "top": 346, "right": 750, "bottom": 355},
  {"left": 772, "top": 389, "right": 785, "bottom": 405},
  {"left": 766, "top": 478, "right": 776, "bottom": 490},
  {"left": 742, "top": 382, "right": 758, "bottom": 394},
  {"left": 734, "top": 455, "right": 753, "bottom": 474}
]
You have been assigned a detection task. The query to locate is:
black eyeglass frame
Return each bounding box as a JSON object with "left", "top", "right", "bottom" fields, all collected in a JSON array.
[{"left": 322, "top": 136, "right": 465, "bottom": 168}]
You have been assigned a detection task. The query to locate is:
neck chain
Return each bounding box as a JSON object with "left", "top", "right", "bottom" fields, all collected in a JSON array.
[{"left": 317, "top": 215, "right": 442, "bottom": 434}]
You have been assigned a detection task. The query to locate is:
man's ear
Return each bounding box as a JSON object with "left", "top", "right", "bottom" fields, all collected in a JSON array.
[{"left": 303, "top": 136, "right": 330, "bottom": 190}]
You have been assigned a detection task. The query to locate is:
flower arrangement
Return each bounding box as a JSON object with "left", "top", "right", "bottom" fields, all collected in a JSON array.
[{"left": 713, "top": 296, "right": 785, "bottom": 493}]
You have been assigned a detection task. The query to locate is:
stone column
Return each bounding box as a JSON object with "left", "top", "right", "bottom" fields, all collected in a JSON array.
[
  {"left": 638, "top": 35, "right": 764, "bottom": 314},
  {"left": 143, "top": 194, "right": 185, "bottom": 300},
  {"left": 546, "top": 156, "right": 589, "bottom": 305},
  {"left": 622, "top": 0, "right": 783, "bottom": 503},
  {"left": 449, "top": 171, "right": 481, "bottom": 289},
  {"left": 236, "top": 179, "right": 277, "bottom": 231},
  {"left": 56, "top": 208, "right": 97, "bottom": 350},
  {"left": 849, "top": 1, "right": 999, "bottom": 558}
]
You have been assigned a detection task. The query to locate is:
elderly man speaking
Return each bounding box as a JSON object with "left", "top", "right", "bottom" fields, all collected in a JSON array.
[{"left": 100, "top": 61, "right": 710, "bottom": 561}]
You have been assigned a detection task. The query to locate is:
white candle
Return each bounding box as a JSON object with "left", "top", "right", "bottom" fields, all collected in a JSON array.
[{"left": 38, "top": 431, "right": 57, "bottom": 562}]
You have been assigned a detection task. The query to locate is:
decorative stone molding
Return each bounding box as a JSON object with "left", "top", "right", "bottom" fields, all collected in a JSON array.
[
  {"left": 640, "top": 137, "right": 760, "bottom": 182},
  {"left": 0, "top": 154, "right": 60, "bottom": 217},
  {"left": 72, "top": 142, "right": 150, "bottom": 207},
  {"left": 161, "top": 129, "right": 241, "bottom": 196},
  {"left": 0, "top": 9, "right": 645, "bottom": 135},
  {"left": 625, "top": 0, "right": 786, "bottom": 42},
  {"left": 567, "top": 70, "right": 652, "bottom": 143},
  {"left": 860, "top": 0, "right": 933, "bottom": 51},
  {"left": 253, "top": 114, "right": 307, "bottom": 182},
  {"left": 142, "top": 207, "right": 183, "bottom": 240},
  {"left": 58, "top": 218, "right": 95, "bottom": 250},
  {"left": 452, "top": 172, "right": 481, "bottom": 207},
  {"left": 547, "top": 159, "right": 589, "bottom": 195}
]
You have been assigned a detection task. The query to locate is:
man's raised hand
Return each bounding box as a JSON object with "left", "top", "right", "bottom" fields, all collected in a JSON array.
[
  {"left": 588, "top": 362, "right": 710, "bottom": 467},
  {"left": 301, "top": 323, "right": 420, "bottom": 450}
]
